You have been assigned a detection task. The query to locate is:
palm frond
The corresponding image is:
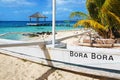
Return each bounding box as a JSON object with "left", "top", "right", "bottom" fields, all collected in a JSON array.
[
  {"left": 74, "top": 20, "right": 106, "bottom": 30},
  {"left": 69, "top": 11, "right": 89, "bottom": 19},
  {"left": 108, "top": 11, "right": 120, "bottom": 24},
  {"left": 100, "top": 8, "right": 120, "bottom": 29},
  {"left": 87, "top": 0, "right": 105, "bottom": 8},
  {"left": 86, "top": 0, "right": 101, "bottom": 22},
  {"left": 102, "top": 0, "right": 120, "bottom": 17},
  {"left": 74, "top": 20, "right": 107, "bottom": 38}
]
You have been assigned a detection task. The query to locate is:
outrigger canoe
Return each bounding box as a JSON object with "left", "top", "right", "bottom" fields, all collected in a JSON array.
[{"left": 0, "top": 38, "right": 120, "bottom": 79}]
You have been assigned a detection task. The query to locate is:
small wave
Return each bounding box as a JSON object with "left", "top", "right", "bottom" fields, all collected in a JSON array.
[{"left": 0, "top": 32, "right": 30, "bottom": 37}]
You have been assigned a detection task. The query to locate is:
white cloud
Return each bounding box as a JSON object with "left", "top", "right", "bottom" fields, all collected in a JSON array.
[
  {"left": 1, "top": 0, "right": 16, "bottom": 3},
  {"left": 56, "top": 0, "right": 85, "bottom": 5},
  {"left": 13, "top": 10, "right": 31, "bottom": 14},
  {"left": 0, "top": 0, "right": 35, "bottom": 7},
  {"left": 42, "top": 11, "right": 52, "bottom": 15},
  {"left": 55, "top": 0, "right": 86, "bottom": 19},
  {"left": 56, "top": 0, "right": 67, "bottom": 5},
  {"left": 57, "top": 8, "right": 72, "bottom": 12},
  {"left": 56, "top": 0, "right": 86, "bottom": 14}
]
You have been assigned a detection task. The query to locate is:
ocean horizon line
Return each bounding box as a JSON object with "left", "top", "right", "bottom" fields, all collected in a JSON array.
[{"left": 0, "top": 20, "right": 77, "bottom": 22}]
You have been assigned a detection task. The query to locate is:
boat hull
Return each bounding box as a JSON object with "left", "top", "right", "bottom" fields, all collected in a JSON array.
[{"left": 0, "top": 39, "right": 120, "bottom": 79}]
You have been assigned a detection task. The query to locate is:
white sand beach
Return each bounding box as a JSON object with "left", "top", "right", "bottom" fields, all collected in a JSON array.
[
  {"left": 21, "top": 29, "right": 88, "bottom": 46},
  {"left": 0, "top": 30, "right": 119, "bottom": 80},
  {"left": 20, "top": 30, "right": 120, "bottom": 49},
  {"left": 0, "top": 53, "right": 100, "bottom": 80}
]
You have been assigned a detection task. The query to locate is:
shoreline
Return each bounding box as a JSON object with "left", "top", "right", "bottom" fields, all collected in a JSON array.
[
  {"left": 19, "top": 29, "right": 84, "bottom": 41},
  {"left": 0, "top": 29, "right": 119, "bottom": 49},
  {"left": 0, "top": 29, "right": 83, "bottom": 40}
]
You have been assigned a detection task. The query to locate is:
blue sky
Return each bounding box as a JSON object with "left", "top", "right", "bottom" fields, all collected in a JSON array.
[{"left": 0, "top": 0, "right": 87, "bottom": 21}]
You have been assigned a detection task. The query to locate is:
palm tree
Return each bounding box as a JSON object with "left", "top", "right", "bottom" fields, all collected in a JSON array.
[{"left": 70, "top": 0, "right": 120, "bottom": 38}]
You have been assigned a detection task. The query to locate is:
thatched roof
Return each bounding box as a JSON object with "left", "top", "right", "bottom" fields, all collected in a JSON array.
[{"left": 29, "top": 12, "right": 47, "bottom": 18}]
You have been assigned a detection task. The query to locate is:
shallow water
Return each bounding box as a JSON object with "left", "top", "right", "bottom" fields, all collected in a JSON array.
[{"left": 0, "top": 21, "right": 82, "bottom": 40}]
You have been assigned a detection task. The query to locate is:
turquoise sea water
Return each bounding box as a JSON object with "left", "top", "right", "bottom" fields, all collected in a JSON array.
[{"left": 0, "top": 21, "right": 82, "bottom": 40}]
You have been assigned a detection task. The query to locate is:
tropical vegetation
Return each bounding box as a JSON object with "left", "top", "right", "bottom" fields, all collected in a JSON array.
[{"left": 70, "top": 0, "right": 120, "bottom": 39}]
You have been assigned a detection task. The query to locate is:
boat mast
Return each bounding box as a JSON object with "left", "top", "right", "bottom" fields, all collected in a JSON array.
[{"left": 52, "top": 0, "right": 56, "bottom": 47}]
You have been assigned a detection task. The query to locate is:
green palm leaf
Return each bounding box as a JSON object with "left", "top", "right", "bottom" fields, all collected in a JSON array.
[
  {"left": 74, "top": 20, "right": 106, "bottom": 30},
  {"left": 70, "top": 11, "right": 89, "bottom": 20},
  {"left": 74, "top": 20, "right": 107, "bottom": 38}
]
